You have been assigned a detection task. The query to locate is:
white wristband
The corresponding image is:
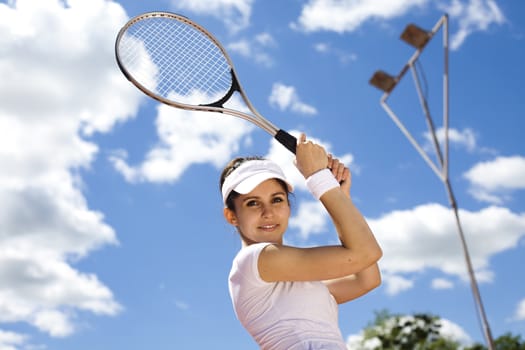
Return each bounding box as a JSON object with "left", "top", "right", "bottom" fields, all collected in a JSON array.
[{"left": 305, "top": 168, "right": 339, "bottom": 200}]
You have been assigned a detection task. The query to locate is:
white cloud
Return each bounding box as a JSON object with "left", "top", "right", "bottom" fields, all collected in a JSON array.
[
  {"left": 32, "top": 310, "right": 73, "bottom": 338},
  {"left": 431, "top": 277, "right": 454, "bottom": 289},
  {"left": 110, "top": 96, "right": 254, "bottom": 183},
  {"left": 464, "top": 156, "right": 525, "bottom": 191},
  {"left": 269, "top": 83, "right": 318, "bottom": 116},
  {"left": 227, "top": 39, "right": 252, "bottom": 57},
  {"left": 293, "top": 0, "right": 505, "bottom": 49},
  {"left": 174, "top": 300, "right": 190, "bottom": 311},
  {"left": 0, "top": 330, "right": 26, "bottom": 350},
  {"left": 314, "top": 42, "right": 330, "bottom": 53},
  {"left": 292, "top": 0, "right": 427, "bottom": 33},
  {"left": 383, "top": 274, "right": 414, "bottom": 295},
  {"left": 255, "top": 32, "right": 277, "bottom": 47},
  {"left": 439, "top": 0, "right": 506, "bottom": 49},
  {"left": 171, "top": 0, "right": 254, "bottom": 32},
  {"left": 0, "top": 0, "right": 133, "bottom": 338},
  {"left": 289, "top": 201, "right": 329, "bottom": 240},
  {"left": 424, "top": 127, "right": 477, "bottom": 153},
  {"left": 439, "top": 318, "right": 473, "bottom": 344},
  {"left": 514, "top": 298, "right": 525, "bottom": 321},
  {"left": 314, "top": 42, "right": 358, "bottom": 64},
  {"left": 467, "top": 190, "right": 508, "bottom": 205},
  {"left": 227, "top": 33, "right": 276, "bottom": 67},
  {"left": 370, "top": 204, "right": 525, "bottom": 292},
  {"left": 464, "top": 156, "right": 525, "bottom": 204}
]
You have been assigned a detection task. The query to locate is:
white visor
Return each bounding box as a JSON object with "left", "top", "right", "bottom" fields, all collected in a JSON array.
[{"left": 221, "top": 159, "right": 293, "bottom": 206}]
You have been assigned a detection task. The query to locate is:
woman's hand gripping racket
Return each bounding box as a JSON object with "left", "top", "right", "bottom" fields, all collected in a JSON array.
[{"left": 115, "top": 11, "right": 297, "bottom": 154}]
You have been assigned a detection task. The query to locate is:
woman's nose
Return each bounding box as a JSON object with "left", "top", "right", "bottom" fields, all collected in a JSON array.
[{"left": 261, "top": 204, "right": 274, "bottom": 218}]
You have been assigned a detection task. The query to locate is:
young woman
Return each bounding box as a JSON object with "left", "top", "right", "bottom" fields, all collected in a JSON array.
[{"left": 220, "top": 133, "right": 382, "bottom": 350}]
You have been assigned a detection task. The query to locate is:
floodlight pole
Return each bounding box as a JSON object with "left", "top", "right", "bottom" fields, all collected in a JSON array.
[{"left": 371, "top": 14, "right": 495, "bottom": 350}]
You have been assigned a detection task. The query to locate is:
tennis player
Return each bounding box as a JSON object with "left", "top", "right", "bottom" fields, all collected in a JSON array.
[{"left": 220, "top": 133, "right": 382, "bottom": 349}]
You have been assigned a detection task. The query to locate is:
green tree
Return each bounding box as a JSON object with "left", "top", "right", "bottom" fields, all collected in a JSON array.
[
  {"left": 465, "top": 332, "right": 525, "bottom": 350},
  {"left": 356, "top": 310, "right": 460, "bottom": 350},
  {"left": 351, "top": 311, "right": 525, "bottom": 350}
]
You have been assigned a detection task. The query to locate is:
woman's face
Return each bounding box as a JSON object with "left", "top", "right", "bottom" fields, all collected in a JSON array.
[{"left": 226, "top": 179, "right": 290, "bottom": 245}]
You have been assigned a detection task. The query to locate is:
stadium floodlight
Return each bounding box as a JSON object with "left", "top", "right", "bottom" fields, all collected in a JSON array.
[
  {"left": 369, "top": 70, "right": 397, "bottom": 93},
  {"left": 401, "top": 23, "right": 432, "bottom": 49},
  {"left": 369, "top": 14, "right": 495, "bottom": 350}
]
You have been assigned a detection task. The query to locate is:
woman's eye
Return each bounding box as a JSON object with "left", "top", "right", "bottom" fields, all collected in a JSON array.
[
  {"left": 246, "top": 200, "right": 259, "bottom": 207},
  {"left": 272, "top": 196, "right": 285, "bottom": 203}
]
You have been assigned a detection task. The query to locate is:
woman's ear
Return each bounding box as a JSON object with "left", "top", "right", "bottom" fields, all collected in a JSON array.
[{"left": 223, "top": 207, "right": 238, "bottom": 226}]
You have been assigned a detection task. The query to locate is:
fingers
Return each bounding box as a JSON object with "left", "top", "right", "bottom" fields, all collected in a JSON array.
[
  {"left": 327, "top": 154, "right": 348, "bottom": 183},
  {"left": 295, "top": 134, "right": 351, "bottom": 189},
  {"left": 294, "top": 133, "right": 352, "bottom": 196},
  {"left": 295, "top": 133, "right": 328, "bottom": 178}
]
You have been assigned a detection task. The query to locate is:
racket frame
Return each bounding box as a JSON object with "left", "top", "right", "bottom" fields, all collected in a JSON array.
[{"left": 115, "top": 11, "right": 297, "bottom": 153}]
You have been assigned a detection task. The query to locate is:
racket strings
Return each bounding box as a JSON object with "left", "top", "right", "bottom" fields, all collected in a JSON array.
[
  {"left": 172, "top": 26, "right": 219, "bottom": 93},
  {"left": 174, "top": 24, "right": 232, "bottom": 99},
  {"left": 119, "top": 15, "right": 232, "bottom": 104}
]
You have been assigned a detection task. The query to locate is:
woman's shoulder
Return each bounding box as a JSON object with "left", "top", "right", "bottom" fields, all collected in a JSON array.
[
  {"left": 234, "top": 242, "right": 272, "bottom": 263},
  {"left": 230, "top": 242, "right": 273, "bottom": 283}
]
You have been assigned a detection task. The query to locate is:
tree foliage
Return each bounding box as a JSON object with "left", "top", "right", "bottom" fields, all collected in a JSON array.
[
  {"left": 351, "top": 310, "right": 525, "bottom": 350},
  {"left": 465, "top": 332, "right": 525, "bottom": 350},
  {"left": 356, "top": 310, "right": 459, "bottom": 350}
]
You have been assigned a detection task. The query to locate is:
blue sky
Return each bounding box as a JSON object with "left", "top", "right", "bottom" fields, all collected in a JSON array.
[{"left": 0, "top": 0, "right": 524, "bottom": 349}]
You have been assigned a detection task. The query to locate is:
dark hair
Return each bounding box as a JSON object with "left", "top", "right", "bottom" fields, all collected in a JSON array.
[{"left": 219, "top": 156, "right": 292, "bottom": 211}]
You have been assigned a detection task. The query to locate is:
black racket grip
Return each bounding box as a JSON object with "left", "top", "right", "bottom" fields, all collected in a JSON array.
[{"left": 275, "top": 129, "right": 297, "bottom": 154}]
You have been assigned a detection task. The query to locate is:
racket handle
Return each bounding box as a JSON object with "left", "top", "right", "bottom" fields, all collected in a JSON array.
[{"left": 275, "top": 129, "right": 297, "bottom": 154}]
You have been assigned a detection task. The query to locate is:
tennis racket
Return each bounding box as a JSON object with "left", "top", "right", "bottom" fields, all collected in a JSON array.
[{"left": 115, "top": 11, "right": 297, "bottom": 154}]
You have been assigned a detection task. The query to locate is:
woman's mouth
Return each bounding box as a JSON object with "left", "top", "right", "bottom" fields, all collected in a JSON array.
[{"left": 259, "top": 224, "right": 277, "bottom": 231}]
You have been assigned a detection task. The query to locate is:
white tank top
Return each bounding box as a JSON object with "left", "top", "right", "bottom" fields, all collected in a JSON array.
[{"left": 228, "top": 242, "right": 347, "bottom": 350}]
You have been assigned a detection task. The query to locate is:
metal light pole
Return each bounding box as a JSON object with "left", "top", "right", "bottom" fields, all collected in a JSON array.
[{"left": 369, "top": 14, "right": 495, "bottom": 350}]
